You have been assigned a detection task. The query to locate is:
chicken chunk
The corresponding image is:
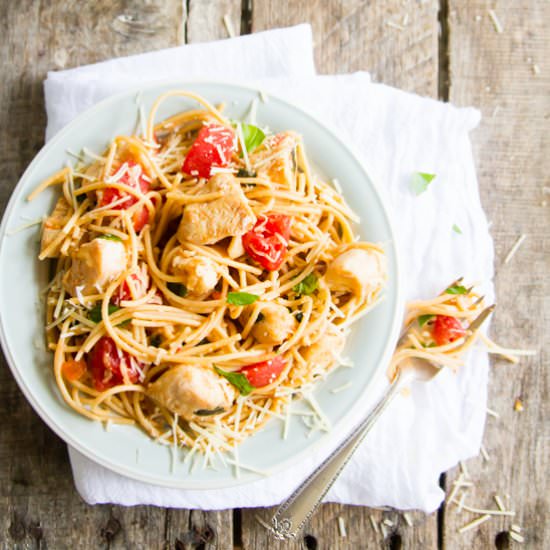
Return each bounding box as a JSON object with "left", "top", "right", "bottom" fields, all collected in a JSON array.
[
  {"left": 40, "top": 196, "right": 72, "bottom": 258},
  {"left": 177, "top": 173, "right": 256, "bottom": 245},
  {"left": 63, "top": 237, "right": 127, "bottom": 296},
  {"left": 170, "top": 247, "right": 223, "bottom": 297},
  {"left": 325, "top": 247, "right": 386, "bottom": 299},
  {"left": 147, "top": 364, "right": 235, "bottom": 420},
  {"left": 251, "top": 303, "right": 296, "bottom": 345},
  {"left": 301, "top": 328, "right": 345, "bottom": 371},
  {"left": 249, "top": 132, "right": 298, "bottom": 186}
]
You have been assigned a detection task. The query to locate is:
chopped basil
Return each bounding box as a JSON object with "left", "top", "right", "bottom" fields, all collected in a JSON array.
[
  {"left": 150, "top": 334, "right": 162, "bottom": 348},
  {"left": 418, "top": 314, "right": 435, "bottom": 327},
  {"left": 227, "top": 292, "right": 259, "bottom": 306},
  {"left": 194, "top": 407, "right": 225, "bottom": 417},
  {"left": 292, "top": 273, "right": 318, "bottom": 296},
  {"left": 410, "top": 172, "right": 436, "bottom": 196},
  {"left": 255, "top": 312, "right": 265, "bottom": 323},
  {"left": 422, "top": 342, "right": 437, "bottom": 348},
  {"left": 97, "top": 234, "right": 122, "bottom": 242},
  {"left": 89, "top": 304, "right": 120, "bottom": 323},
  {"left": 295, "top": 311, "right": 304, "bottom": 323},
  {"left": 452, "top": 224, "right": 463, "bottom": 234},
  {"left": 89, "top": 304, "right": 130, "bottom": 326},
  {"left": 167, "top": 282, "right": 188, "bottom": 297},
  {"left": 237, "top": 168, "right": 257, "bottom": 178},
  {"left": 445, "top": 284, "right": 468, "bottom": 295},
  {"left": 241, "top": 123, "right": 265, "bottom": 153},
  {"left": 214, "top": 366, "right": 253, "bottom": 396}
]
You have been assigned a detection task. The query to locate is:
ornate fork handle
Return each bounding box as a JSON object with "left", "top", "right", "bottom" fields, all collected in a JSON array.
[{"left": 268, "top": 370, "right": 405, "bottom": 540}]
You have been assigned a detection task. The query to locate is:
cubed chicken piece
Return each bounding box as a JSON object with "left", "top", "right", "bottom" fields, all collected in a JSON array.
[
  {"left": 40, "top": 196, "right": 72, "bottom": 258},
  {"left": 177, "top": 173, "right": 256, "bottom": 245},
  {"left": 249, "top": 132, "right": 298, "bottom": 186},
  {"left": 325, "top": 247, "right": 386, "bottom": 299},
  {"left": 251, "top": 303, "right": 297, "bottom": 345},
  {"left": 63, "top": 237, "right": 127, "bottom": 296},
  {"left": 171, "top": 247, "right": 222, "bottom": 297},
  {"left": 147, "top": 364, "right": 235, "bottom": 420},
  {"left": 301, "top": 328, "right": 345, "bottom": 371}
]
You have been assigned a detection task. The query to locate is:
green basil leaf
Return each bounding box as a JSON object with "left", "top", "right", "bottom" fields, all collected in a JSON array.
[
  {"left": 150, "top": 334, "right": 162, "bottom": 348},
  {"left": 410, "top": 172, "right": 436, "bottom": 196},
  {"left": 227, "top": 292, "right": 259, "bottom": 306},
  {"left": 292, "top": 273, "right": 318, "bottom": 296},
  {"left": 214, "top": 366, "right": 253, "bottom": 396},
  {"left": 167, "top": 282, "right": 188, "bottom": 297},
  {"left": 418, "top": 314, "right": 435, "bottom": 327},
  {"left": 89, "top": 304, "right": 130, "bottom": 326},
  {"left": 445, "top": 284, "right": 468, "bottom": 295},
  {"left": 97, "top": 234, "right": 122, "bottom": 242},
  {"left": 237, "top": 168, "right": 257, "bottom": 178},
  {"left": 89, "top": 304, "right": 120, "bottom": 323},
  {"left": 194, "top": 407, "right": 225, "bottom": 417},
  {"left": 241, "top": 123, "right": 265, "bottom": 153},
  {"left": 452, "top": 224, "right": 463, "bottom": 234}
]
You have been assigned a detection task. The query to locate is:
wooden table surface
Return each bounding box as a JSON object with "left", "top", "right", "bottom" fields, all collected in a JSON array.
[{"left": 1, "top": 1, "right": 547, "bottom": 548}]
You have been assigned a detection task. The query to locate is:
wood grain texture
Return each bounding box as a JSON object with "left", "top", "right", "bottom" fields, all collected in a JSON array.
[
  {"left": 444, "top": 1, "right": 549, "bottom": 548},
  {"left": 251, "top": 0, "right": 440, "bottom": 96},
  {"left": 187, "top": 0, "right": 242, "bottom": 43}
]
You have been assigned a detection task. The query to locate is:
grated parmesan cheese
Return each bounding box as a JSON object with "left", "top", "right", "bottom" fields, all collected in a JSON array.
[
  {"left": 458, "top": 514, "right": 491, "bottom": 533},
  {"left": 337, "top": 516, "right": 347, "bottom": 537},
  {"left": 222, "top": 14, "right": 235, "bottom": 38},
  {"left": 504, "top": 234, "right": 527, "bottom": 264},
  {"left": 487, "top": 9, "right": 503, "bottom": 33}
]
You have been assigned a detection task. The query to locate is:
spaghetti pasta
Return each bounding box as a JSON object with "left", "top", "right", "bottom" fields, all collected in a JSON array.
[{"left": 33, "top": 90, "right": 387, "bottom": 455}]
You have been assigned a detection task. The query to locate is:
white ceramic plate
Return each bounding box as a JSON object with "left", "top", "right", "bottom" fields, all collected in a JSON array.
[{"left": 0, "top": 81, "right": 402, "bottom": 488}]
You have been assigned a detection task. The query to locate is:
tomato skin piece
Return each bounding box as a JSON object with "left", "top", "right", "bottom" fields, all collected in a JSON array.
[
  {"left": 182, "top": 124, "right": 236, "bottom": 178},
  {"left": 242, "top": 213, "right": 292, "bottom": 271},
  {"left": 97, "top": 161, "right": 150, "bottom": 232},
  {"left": 432, "top": 315, "right": 466, "bottom": 346},
  {"left": 239, "top": 356, "right": 286, "bottom": 388},
  {"left": 88, "top": 336, "right": 141, "bottom": 391}
]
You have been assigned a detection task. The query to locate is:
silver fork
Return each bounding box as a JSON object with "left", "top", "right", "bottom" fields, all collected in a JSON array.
[{"left": 266, "top": 304, "right": 495, "bottom": 540}]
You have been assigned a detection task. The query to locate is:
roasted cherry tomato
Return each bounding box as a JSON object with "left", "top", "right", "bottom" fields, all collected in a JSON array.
[
  {"left": 182, "top": 124, "right": 236, "bottom": 178},
  {"left": 432, "top": 315, "right": 466, "bottom": 346},
  {"left": 88, "top": 336, "right": 142, "bottom": 391},
  {"left": 98, "top": 161, "right": 151, "bottom": 232},
  {"left": 239, "top": 356, "right": 286, "bottom": 388},
  {"left": 242, "top": 213, "right": 292, "bottom": 271}
]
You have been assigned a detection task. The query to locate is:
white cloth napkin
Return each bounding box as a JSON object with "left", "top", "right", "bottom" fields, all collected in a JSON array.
[{"left": 44, "top": 25, "right": 493, "bottom": 513}]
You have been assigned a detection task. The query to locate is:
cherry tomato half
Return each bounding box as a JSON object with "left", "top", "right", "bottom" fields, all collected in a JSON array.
[
  {"left": 88, "top": 336, "right": 142, "bottom": 391},
  {"left": 239, "top": 356, "right": 287, "bottom": 388},
  {"left": 242, "top": 213, "right": 292, "bottom": 271},
  {"left": 432, "top": 315, "right": 466, "bottom": 346},
  {"left": 98, "top": 161, "right": 151, "bottom": 232},
  {"left": 182, "top": 124, "right": 236, "bottom": 178}
]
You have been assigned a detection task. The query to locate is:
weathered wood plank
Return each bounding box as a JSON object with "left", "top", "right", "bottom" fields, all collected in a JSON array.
[
  {"left": 444, "top": 1, "right": 549, "bottom": 548},
  {"left": 0, "top": 1, "right": 194, "bottom": 549},
  {"left": 251, "top": 0, "right": 440, "bottom": 96},
  {"left": 187, "top": 0, "right": 242, "bottom": 43},
  {"left": 241, "top": 1, "right": 441, "bottom": 548}
]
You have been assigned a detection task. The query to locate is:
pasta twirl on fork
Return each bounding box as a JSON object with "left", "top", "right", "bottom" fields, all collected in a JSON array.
[{"left": 33, "top": 90, "right": 387, "bottom": 454}]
